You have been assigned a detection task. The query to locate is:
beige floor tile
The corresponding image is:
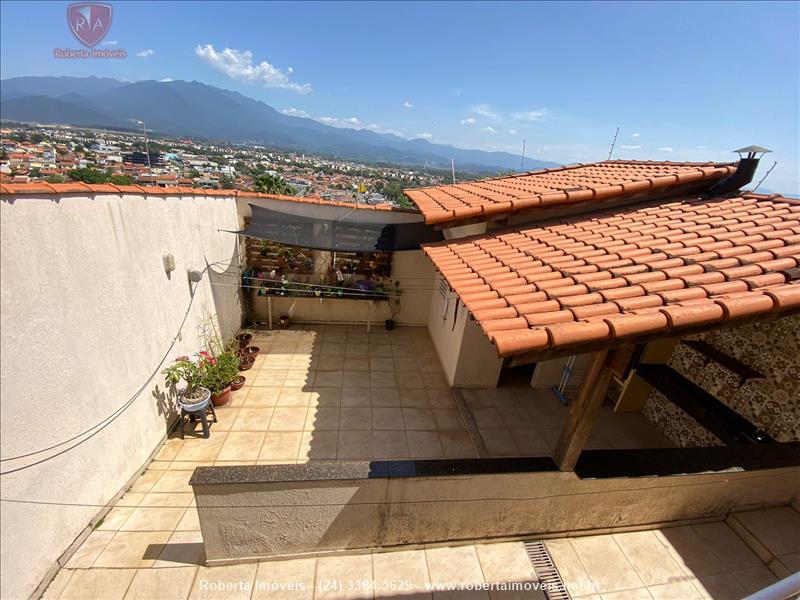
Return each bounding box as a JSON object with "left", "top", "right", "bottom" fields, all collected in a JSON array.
[
  {"left": 399, "top": 389, "right": 428, "bottom": 408},
  {"left": 315, "top": 553, "right": 374, "bottom": 600},
  {"left": 569, "top": 536, "right": 644, "bottom": 594},
  {"left": 692, "top": 573, "right": 747, "bottom": 600},
  {"left": 150, "top": 470, "right": 194, "bottom": 494},
  {"left": 343, "top": 371, "right": 372, "bottom": 388},
  {"left": 59, "top": 568, "right": 137, "bottom": 600},
  {"left": 471, "top": 408, "right": 505, "bottom": 429},
  {"left": 93, "top": 531, "right": 172, "bottom": 568},
  {"left": 97, "top": 506, "right": 136, "bottom": 531},
  {"left": 189, "top": 563, "right": 258, "bottom": 599},
  {"left": 476, "top": 542, "right": 537, "bottom": 584},
  {"left": 173, "top": 434, "right": 227, "bottom": 462},
  {"left": 217, "top": 432, "right": 266, "bottom": 461},
  {"left": 153, "top": 530, "right": 205, "bottom": 568},
  {"left": 397, "top": 372, "right": 425, "bottom": 389},
  {"left": 120, "top": 507, "right": 186, "bottom": 532},
  {"left": 305, "top": 407, "right": 340, "bottom": 430},
  {"left": 139, "top": 493, "right": 194, "bottom": 508},
  {"left": 545, "top": 539, "right": 597, "bottom": 597},
  {"left": 407, "top": 431, "right": 444, "bottom": 458},
  {"left": 612, "top": 531, "right": 689, "bottom": 587},
  {"left": 65, "top": 531, "right": 116, "bottom": 568},
  {"left": 511, "top": 430, "right": 550, "bottom": 455},
  {"left": 730, "top": 564, "right": 778, "bottom": 596},
  {"left": 646, "top": 580, "right": 702, "bottom": 600},
  {"left": 156, "top": 438, "right": 185, "bottom": 461},
  {"left": 340, "top": 407, "right": 372, "bottom": 430},
  {"left": 232, "top": 409, "right": 274, "bottom": 432},
  {"left": 344, "top": 357, "right": 370, "bottom": 371},
  {"left": 733, "top": 507, "right": 800, "bottom": 556},
  {"left": 315, "top": 371, "right": 344, "bottom": 387},
  {"left": 654, "top": 526, "right": 727, "bottom": 577},
  {"left": 269, "top": 407, "right": 310, "bottom": 431},
  {"left": 116, "top": 492, "right": 146, "bottom": 507},
  {"left": 431, "top": 409, "right": 463, "bottom": 431},
  {"left": 373, "top": 549, "right": 431, "bottom": 596},
  {"left": 300, "top": 431, "right": 338, "bottom": 460},
  {"left": 371, "top": 371, "right": 396, "bottom": 388},
  {"left": 342, "top": 387, "right": 372, "bottom": 407},
  {"left": 211, "top": 408, "right": 241, "bottom": 432},
  {"left": 426, "top": 545, "right": 485, "bottom": 587},
  {"left": 338, "top": 431, "right": 373, "bottom": 459},
  {"left": 372, "top": 430, "right": 410, "bottom": 459},
  {"left": 598, "top": 589, "right": 653, "bottom": 600},
  {"left": 260, "top": 432, "right": 303, "bottom": 461},
  {"left": 312, "top": 387, "right": 342, "bottom": 407},
  {"left": 439, "top": 431, "right": 476, "bottom": 458},
  {"left": 277, "top": 389, "right": 312, "bottom": 407},
  {"left": 125, "top": 567, "right": 198, "bottom": 599},
  {"left": 129, "top": 469, "right": 165, "bottom": 494},
  {"left": 403, "top": 408, "right": 437, "bottom": 430},
  {"left": 427, "top": 389, "right": 455, "bottom": 408},
  {"left": 252, "top": 557, "right": 316, "bottom": 600},
  {"left": 176, "top": 507, "right": 201, "bottom": 531},
  {"left": 245, "top": 387, "right": 282, "bottom": 407},
  {"left": 372, "top": 408, "right": 404, "bottom": 430},
  {"left": 42, "top": 568, "right": 74, "bottom": 600},
  {"left": 480, "top": 429, "right": 521, "bottom": 457},
  {"left": 691, "top": 522, "right": 763, "bottom": 571},
  {"left": 371, "top": 388, "right": 401, "bottom": 407}
]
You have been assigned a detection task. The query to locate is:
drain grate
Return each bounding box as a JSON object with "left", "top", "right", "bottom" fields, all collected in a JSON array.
[{"left": 524, "top": 540, "right": 571, "bottom": 600}]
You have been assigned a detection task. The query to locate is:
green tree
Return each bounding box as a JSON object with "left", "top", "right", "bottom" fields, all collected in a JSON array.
[
  {"left": 67, "top": 167, "right": 109, "bottom": 184},
  {"left": 252, "top": 174, "right": 295, "bottom": 195},
  {"left": 218, "top": 174, "right": 235, "bottom": 189},
  {"left": 188, "top": 168, "right": 201, "bottom": 178},
  {"left": 109, "top": 174, "right": 133, "bottom": 185},
  {"left": 28, "top": 167, "right": 41, "bottom": 179},
  {"left": 45, "top": 174, "right": 66, "bottom": 184}
]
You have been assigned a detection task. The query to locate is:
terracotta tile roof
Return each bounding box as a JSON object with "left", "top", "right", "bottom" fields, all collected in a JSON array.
[
  {"left": 405, "top": 160, "right": 737, "bottom": 225},
  {"left": 0, "top": 183, "right": 417, "bottom": 213},
  {"left": 423, "top": 193, "right": 800, "bottom": 357}
]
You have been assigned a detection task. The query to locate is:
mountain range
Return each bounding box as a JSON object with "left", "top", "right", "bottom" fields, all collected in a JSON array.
[{"left": 0, "top": 76, "right": 557, "bottom": 173}]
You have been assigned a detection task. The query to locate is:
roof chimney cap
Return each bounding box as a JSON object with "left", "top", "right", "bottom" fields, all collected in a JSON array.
[{"left": 733, "top": 145, "right": 772, "bottom": 159}]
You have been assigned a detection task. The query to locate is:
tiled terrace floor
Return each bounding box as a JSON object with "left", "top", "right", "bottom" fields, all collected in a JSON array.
[{"left": 43, "top": 326, "right": 691, "bottom": 599}]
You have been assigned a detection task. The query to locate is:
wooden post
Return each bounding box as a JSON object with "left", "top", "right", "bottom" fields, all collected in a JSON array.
[{"left": 553, "top": 350, "right": 612, "bottom": 471}]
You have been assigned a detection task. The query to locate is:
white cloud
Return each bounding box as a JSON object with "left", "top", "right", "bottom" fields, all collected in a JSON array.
[
  {"left": 460, "top": 117, "right": 477, "bottom": 125},
  {"left": 159, "top": 78, "right": 173, "bottom": 83},
  {"left": 510, "top": 109, "right": 548, "bottom": 122},
  {"left": 136, "top": 49, "right": 154, "bottom": 59},
  {"left": 469, "top": 103, "right": 501, "bottom": 121},
  {"left": 101, "top": 40, "right": 118, "bottom": 46},
  {"left": 194, "top": 44, "right": 311, "bottom": 94},
  {"left": 658, "top": 146, "right": 674, "bottom": 152},
  {"left": 282, "top": 107, "right": 310, "bottom": 118},
  {"left": 367, "top": 123, "right": 406, "bottom": 137},
  {"left": 416, "top": 132, "right": 433, "bottom": 140},
  {"left": 317, "top": 116, "right": 339, "bottom": 125},
  {"left": 696, "top": 145, "right": 707, "bottom": 150},
  {"left": 402, "top": 101, "right": 414, "bottom": 109},
  {"left": 620, "top": 144, "right": 642, "bottom": 150},
  {"left": 344, "top": 117, "right": 360, "bottom": 126},
  {"left": 482, "top": 126, "right": 497, "bottom": 133},
  {"left": 508, "top": 129, "right": 517, "bottom": 135},
  {"left": 631, "top": 132, "right": 641, "bottom": 138}
]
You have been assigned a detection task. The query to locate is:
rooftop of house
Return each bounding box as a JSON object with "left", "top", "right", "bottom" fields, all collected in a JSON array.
[
  {"left": 405, "top": 160, "right": 738, "bottom": 224},
  {"left": 423, "top": 192, "right": 800, "bottom": 358}
]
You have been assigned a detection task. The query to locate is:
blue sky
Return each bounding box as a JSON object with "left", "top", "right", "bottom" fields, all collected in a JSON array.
[{"left": 1, "top": 1, "right": 798, "bottom": 192}]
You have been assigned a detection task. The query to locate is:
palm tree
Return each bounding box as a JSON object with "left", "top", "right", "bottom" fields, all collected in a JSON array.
[{"left": 253, "top": 174, "right": 295, "bottom": 195}]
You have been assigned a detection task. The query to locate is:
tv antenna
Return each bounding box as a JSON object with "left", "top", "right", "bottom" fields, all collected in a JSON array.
[
  {"left": 451, "top": 158, "right": 456, "bottom": 184},
  {"left": 752, "top": 161, "right": 778, "bottom": 193},
  {"left": 521, "top": 139, "right": 526, "bottom": 171},
  {"left": 607, "top": 127, "right": 619, "bottom": 160}
]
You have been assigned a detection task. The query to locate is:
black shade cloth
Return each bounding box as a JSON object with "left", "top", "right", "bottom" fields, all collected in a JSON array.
[{"left": 229, "top": 204, "right": 443, "bottom": 252}]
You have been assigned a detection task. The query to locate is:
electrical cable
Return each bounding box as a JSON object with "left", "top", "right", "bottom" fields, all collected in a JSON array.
[{"left": 0, "top": 257, "right": 236, "bottom": 474}]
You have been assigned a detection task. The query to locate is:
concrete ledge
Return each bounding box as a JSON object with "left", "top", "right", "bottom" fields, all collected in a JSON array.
[{"left": 192, "top": 445, "right": 800, "bottom": 564}]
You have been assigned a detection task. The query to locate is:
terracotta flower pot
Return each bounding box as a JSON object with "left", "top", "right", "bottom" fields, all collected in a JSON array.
[
  {"left": 239, "top": 355, "right": 255, "bottom": 371},
  {"left": 236, "top": 333, "right": 252, "bottom": 349},
  {"left": 230, "top": 376, "right": 246, "bottom": 391},
  {"left": 242, "top": 346, "right": 260, "bottom": 359},
  {"left": 211, "top": 385, "right": 232, "bottom": 407}
]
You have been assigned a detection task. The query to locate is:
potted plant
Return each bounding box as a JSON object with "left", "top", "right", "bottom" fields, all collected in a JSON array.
[
  {"left": 236, "top": 332, "right": 252, "bottom": 349},
  {"left": 231, "top": 375, "right": 246, "bottom": 391},
  {"left": 162, "top": 355, "right": 211, "bottom": 410},
  {"left": 201, "top": 350, "right": 239, "bottom": 407}
]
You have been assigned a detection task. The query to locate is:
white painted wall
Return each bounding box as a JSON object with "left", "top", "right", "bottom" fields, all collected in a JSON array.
[
  {"left": 0, "top": 192, "right": 243, "bottom": 599},
  {"left": 427, "top": 277, "right": 503, "bottom": 388}
]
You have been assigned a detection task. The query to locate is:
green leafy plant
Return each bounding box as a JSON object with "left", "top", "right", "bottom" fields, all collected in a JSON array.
[{"left": 162, "top": 354, "right": 207, "bottom": 400}]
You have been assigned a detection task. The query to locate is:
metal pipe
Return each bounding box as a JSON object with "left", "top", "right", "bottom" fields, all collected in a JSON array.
[{"left": 742, "top": 571, "right": 800, "bottom": 600}]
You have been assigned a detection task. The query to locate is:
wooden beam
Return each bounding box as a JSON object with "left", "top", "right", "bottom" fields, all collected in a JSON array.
[{"left": 552, "top": 350, "right": 613, "bottom": 471}]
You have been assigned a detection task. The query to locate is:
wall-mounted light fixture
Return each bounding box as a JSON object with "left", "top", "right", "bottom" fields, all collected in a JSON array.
[
  {"left": 187, "top": 269, "right": 204, "bottom": 283},
  {"left": 162, "top": 253, "right": 176, "bottom": 275}
]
